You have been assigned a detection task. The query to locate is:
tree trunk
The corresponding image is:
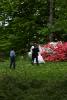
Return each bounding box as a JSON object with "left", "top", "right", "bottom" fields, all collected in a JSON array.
[
  {"left": 48, "top": 0, "right": 53, "bottom": 42},
  {"left": 49, "top": 0, "right": 53, "bottom": 25}
]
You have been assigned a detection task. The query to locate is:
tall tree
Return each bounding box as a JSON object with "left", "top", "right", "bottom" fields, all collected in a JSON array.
[{"left": 48, "top": 0, "right": 54, "bottom": 41}]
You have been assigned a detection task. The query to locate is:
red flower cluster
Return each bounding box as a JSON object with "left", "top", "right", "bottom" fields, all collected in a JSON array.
[{"left": 41, "top": 42, "right": 67, "bottom": 62}]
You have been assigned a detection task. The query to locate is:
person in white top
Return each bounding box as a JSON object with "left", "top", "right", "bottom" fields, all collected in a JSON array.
[
  {"left": 28, "top": 45, "right": 45, "bottom": 63},
  {"left": 10, "top": 48, "right": 16, "bottom": 69}
]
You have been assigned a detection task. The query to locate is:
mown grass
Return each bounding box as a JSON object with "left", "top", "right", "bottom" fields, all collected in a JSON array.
[{"left": 0, "top": 57, "right": 67, "bottom": 100}]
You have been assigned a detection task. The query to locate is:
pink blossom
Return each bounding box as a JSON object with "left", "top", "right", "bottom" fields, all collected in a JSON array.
[{"left": 40, "top": 42, "right": 67, "bottom": 62}]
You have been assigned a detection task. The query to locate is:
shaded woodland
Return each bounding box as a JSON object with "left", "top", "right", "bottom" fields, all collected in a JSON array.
[{"left": 0, "top": 0, "right": 67, "bottom": 55}]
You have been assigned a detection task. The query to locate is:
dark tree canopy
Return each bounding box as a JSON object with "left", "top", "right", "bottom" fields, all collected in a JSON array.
[{"left": 0, "top": 0, "right": 67, "bottom": 54}]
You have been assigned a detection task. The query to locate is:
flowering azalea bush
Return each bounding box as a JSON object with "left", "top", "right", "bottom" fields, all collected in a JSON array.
[{"left": 41, "top": 42, "right": 67, "bottom": 61}]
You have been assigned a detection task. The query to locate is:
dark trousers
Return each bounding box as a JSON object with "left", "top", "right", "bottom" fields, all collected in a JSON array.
[
  {"left": 10, "top": 56, "right": 15, "bottom": 69},
  {"left": 32, "top": 55, "right": 39, "bottom": 65}
]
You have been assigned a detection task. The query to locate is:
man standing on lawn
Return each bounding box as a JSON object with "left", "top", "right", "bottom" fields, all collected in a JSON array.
[
  {"left": 10, "top": 48, "right": 16, "bottom": 69},
  {"left": 32, "top": 43, "right": 39, "bottom": 65}
]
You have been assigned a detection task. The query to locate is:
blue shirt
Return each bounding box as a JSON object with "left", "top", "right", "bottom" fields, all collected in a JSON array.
[{"left": 10, "top": 50, "right": 15, "bottom": 57}]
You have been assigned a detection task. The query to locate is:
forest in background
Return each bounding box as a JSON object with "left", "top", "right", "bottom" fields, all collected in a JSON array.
[{"left": 0, "top": 0, "right": 67, "bottom": 56}]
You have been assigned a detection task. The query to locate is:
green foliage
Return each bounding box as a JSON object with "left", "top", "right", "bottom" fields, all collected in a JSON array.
[
  {"left": 38, "top": 27, "right": 49, "bottom": 35},
  {"left": 0, "top": 0, "right": 67, "bottom": 54}
]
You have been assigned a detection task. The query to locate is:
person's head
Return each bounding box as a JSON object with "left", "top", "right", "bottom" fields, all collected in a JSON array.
[
  {"left": 34, "top": 43, "right": 38, "bottom": 48},
  {"left": 11, "top": 48, "right": 14, "bottom": 50}
]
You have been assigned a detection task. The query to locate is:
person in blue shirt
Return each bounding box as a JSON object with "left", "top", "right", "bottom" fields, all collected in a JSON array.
[{"left": 10, "top": 48, "right": 16, "bottom": 69}]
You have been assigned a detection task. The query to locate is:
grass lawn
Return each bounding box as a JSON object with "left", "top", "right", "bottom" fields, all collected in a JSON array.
[{"left": 0, "top": 57, "right": 67, "bottom": 100}]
